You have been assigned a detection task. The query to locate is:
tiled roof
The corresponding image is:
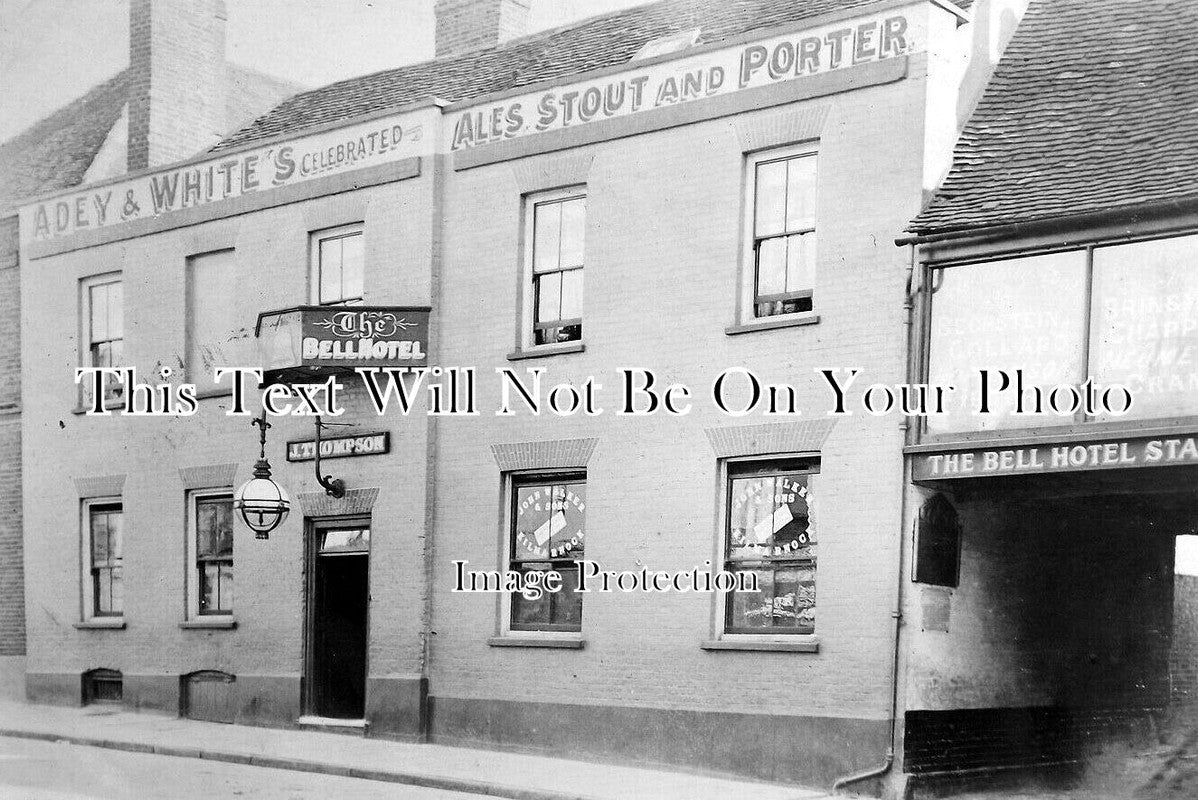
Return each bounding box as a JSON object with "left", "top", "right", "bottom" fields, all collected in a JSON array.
[
  {"left": 214, "top": 0, "right": 971, "bottom": 152},
  {"left": 0, "top": 65, "right": 301, "bottom": 214},
  {"left": 908, "top": 0, "right": 1198, "bottom": 237},
  {"left": 0, "top": 70, "right": 131, "bottom": 213},
  {"left": 226, "top": 65, "right": 306, "bottom": 136}
]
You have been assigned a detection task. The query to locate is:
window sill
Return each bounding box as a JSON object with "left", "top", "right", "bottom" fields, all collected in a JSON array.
[
  {"left": 487, "top": 636, "right": 585, "bottom": 649},
  {"left": 74, "top": 619, "right": 126, "bottom": 630},
  {"left": 725, "top": 314, "right": 820, "bottom": 336},
  {"left": 179, "top": 617, "right": 237, "bottom": 629},
  {"left": 701, "top": 637, "right": 819, "bottom": 653},
  {"left": 72, "top": 399, "right": 126, "bottom": 416},
  {"left": 506, "top": 341, "right": 585, "bottom": 361}
]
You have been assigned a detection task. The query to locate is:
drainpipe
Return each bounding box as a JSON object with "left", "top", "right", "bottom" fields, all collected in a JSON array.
[
  {"left": 831, "top": 243, "right": 921, "bottom": 797},
  {"left": 417, "top": 151, "right": 448, "bottom": 741}
]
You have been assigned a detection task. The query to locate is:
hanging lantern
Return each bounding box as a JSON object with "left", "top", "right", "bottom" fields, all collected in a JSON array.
[{"left": 234, "top": 416, "right": 291, "bottom": 539}]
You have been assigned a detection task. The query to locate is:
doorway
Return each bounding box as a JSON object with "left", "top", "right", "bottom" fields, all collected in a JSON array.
[
  {"left": 904, "top": 471, "right": 1198, "bottom": 781},
  {"left": 305, "top": 520, "right": 370, "bottom": 720}
]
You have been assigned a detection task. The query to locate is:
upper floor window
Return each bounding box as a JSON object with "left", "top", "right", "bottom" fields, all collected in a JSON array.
[
  {"left": 186, "top": 250, "right": 238, "bottom": 392},
  {"left": 311, "top": 224, "right": 364, "bottom": 306},
  {"left": 747, "top": 148, "right": 817, "bottom": 319},
  {"left": 724, "top": 459, "right": 817, "bottom": 635},
  {"left": 86, "top": 501, "right": 124, "bottom": 618},
  {"left": 81, "top": 275, "right": 123, "bottom": 405},
  {"left": 527, "top": 191, "right": 585, "bottom": 346}
]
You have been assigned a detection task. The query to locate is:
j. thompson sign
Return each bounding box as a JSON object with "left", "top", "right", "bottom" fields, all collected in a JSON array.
[{"left": 287, "top": 432, "right": 390, "bottom": 462}]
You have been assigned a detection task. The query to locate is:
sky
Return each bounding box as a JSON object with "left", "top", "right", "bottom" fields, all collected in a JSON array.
[{"left": 0, "top": 0, "right": 648, "bottom": 143}]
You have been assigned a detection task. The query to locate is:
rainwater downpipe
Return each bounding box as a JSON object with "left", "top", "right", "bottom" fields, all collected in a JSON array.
[{"left": 831, "top": 243, "right": 921, "bottom": 796}]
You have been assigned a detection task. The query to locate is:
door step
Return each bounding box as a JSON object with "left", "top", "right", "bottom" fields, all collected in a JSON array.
[{"left": 296, "top": 716, "right": 369, "bottom": 736}]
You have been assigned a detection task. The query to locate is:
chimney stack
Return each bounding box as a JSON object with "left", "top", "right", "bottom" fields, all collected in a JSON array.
[
  {"left": 127, "top": 0, "right": 228, "bottom": 170},
  {"left": 435, "top": 0, "right": 530, "bottom": 58},
  {"left": 956, "top": 0, "right": 1030, "bottom": 129}
]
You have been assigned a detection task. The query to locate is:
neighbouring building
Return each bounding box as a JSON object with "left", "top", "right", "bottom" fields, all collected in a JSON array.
[
  {"left": 12, "top": 0, "right": 1026, "bottom": 792},
  {"left": 899, "top": 0, "right": 1198, "bottom": 792},
  {"left": 0, "top": 0, "right": 299, "bottom": 672}
]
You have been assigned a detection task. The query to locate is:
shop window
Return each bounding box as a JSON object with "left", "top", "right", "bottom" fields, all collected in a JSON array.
[
  {"left": 925, "top": 233, "right": 1198, "bottom": 435},
  {"left": 724, "top": 459, "right": 817, "bottom": 634},
  {"left": 525, "top": 190, "right": 585, "bottom": 347},
  {"left": 83, "top": 668, "right": 123, "bottom": 704},
  {"left": 925, "top": 251, "right": 1088, "bottom": 434},
  {"left": 186, "top": 250, "right": 238, "bottom": 393},
  {"left": 79, "top": 274, "right": 123, "bottom": 406},
  {"left": 745, "top": 146, "right": 817, "bottom": 320},
  {"left": 311, "top": 224, "right": 364, "bottom": 305},
  {"left": 1088, "top": 234, "right": 1198, "bottom": 421},
  {"left": 508, "top": 475, "right": 586, "bottom": 632},
  {"left": 189, "top": 492, "right": 233, "bottom": 616},
  {"left": 85, "top": 501, "right": 124, "bottom": 618}
]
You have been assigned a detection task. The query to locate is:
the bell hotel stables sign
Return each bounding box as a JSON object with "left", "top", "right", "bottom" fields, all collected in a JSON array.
[{"left": 913, "top": 434, "right": 1198, "bottom": 482}]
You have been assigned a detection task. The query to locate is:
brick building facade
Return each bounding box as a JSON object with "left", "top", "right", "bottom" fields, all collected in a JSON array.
[
  {"left": 0, "top": 217, "right": 21, "bottom": 658},
  {"left": 11, "top": 0, "right": 1005, "bottom": 792},
  {"left": 0, "top": 0, "right": 299, "bottom": 664}
]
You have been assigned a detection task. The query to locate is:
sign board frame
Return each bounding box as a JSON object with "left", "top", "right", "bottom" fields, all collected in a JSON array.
[
  {"left": 256, "top": 304, "right": 431, "bottom": 383},
  {"left": 911, "top": 433, "right": 1198, "bottom": 482},
  {"left": 286, "top": 431, "right": 391, "bottom": 462}
]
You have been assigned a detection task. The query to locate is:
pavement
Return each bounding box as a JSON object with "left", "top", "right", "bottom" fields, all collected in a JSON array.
[{"left": 0, "top": 699, "right": 829, "bottom": 800}]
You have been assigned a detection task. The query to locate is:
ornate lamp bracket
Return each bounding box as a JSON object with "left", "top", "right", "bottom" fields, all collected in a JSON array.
[{"left": 313, "top": 416, "right": 348, "bottom": 498}]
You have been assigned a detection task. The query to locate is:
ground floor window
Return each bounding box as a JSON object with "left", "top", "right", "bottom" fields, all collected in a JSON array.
[
  {"left": 724, "top": 459, "right": 818, "bottom": 634},
  {"left": 86, "top": 502, "right": 123, "bottom": 618},
  {"left": 509, "top": 475, "right": 586, "bottom": 632},
  {"left": 194, "top": 494, "right": 234, "bottom": 615}
]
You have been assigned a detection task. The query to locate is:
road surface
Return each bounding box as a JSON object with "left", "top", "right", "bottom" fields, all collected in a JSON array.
[{"left": 0, "top": 736, "right": 500, "bottom": 799}]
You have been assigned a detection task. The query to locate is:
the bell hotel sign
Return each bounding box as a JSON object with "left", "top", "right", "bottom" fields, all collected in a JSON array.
[{"left": 257, "top": 306, "right": 430, "bottom": 378}]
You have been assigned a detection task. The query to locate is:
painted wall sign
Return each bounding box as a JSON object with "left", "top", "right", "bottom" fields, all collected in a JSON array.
[
  {"left": 21, "top": 107, "right": 438, "bottom": 243},
  {"left": 19, "top": 7, "right": 928, "bottom": 244},
  {"left": 286, "top": 432, "right": 390, "bottom": 462},
  {"left": 913, "top": 434, "right": 1198, "bottom": 481},
  {"left": 445, "top": 12, "right": 917, "bottom": 151},
  {"left": 257, "top": 305, "right": 431, "bottom": 375}
]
